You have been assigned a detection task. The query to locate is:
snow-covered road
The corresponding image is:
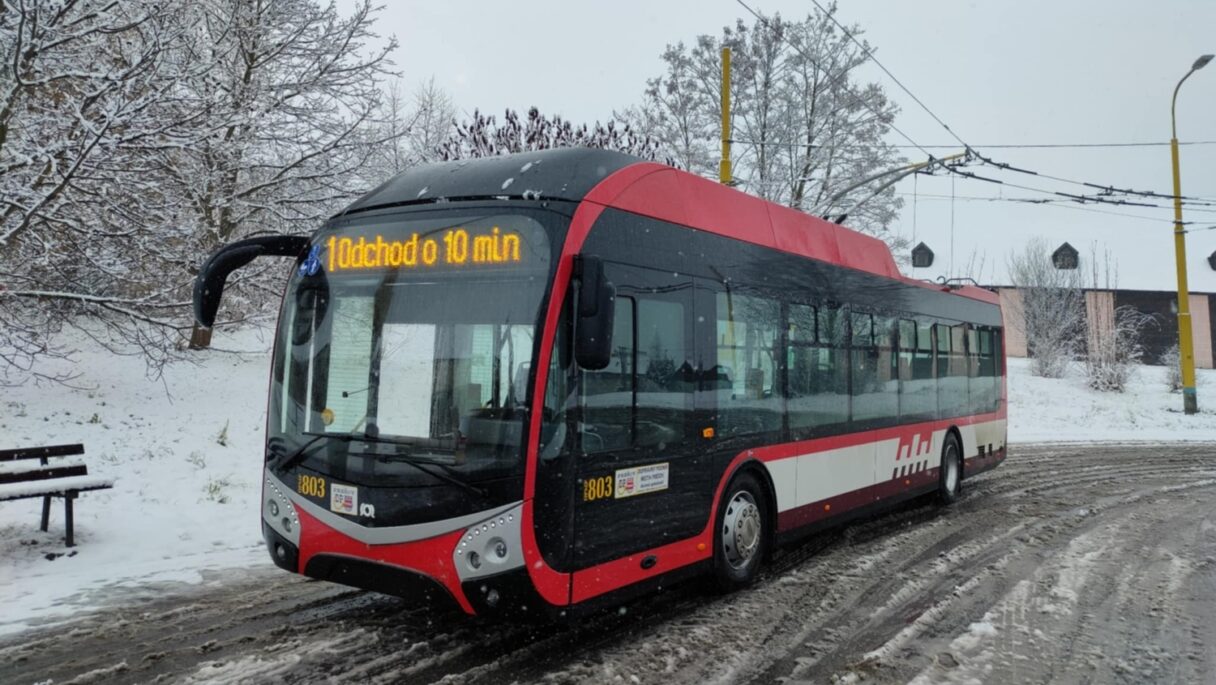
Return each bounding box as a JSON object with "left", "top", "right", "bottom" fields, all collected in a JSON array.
[{"left": 4, "top": 443, "right": 1215, "bottom": 684}]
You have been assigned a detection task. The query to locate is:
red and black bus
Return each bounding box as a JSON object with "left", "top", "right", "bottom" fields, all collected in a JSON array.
[{"left": 195, "top": 148, "right": 1006, "bottom": 617}]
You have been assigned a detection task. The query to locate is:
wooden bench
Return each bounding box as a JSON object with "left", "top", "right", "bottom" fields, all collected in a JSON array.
[{"left": 0, "top": 444, "right": 114, "bottom": 547}]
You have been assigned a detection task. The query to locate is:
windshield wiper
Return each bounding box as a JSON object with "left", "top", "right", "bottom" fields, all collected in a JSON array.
[
  {"left": 280, "top": 431, "right": 487, "bottom": 499},
  {"left": 273, "top": 432, "right": 358, "bottom": 471},
  {"left": 373, "top": 453, "right": 488, "bottom": 499}
]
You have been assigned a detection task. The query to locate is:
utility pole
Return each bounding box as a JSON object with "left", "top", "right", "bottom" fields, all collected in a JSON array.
[
  {"left": 720, "top": 47, "right": 732, "bottom": 185},
  {"left": 1170, "top": 54, "right": 1212, "bottom": 415}
]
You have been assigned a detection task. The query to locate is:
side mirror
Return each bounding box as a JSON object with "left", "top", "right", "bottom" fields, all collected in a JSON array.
[
  {"left": 193, "top": 235, "right": 309, "bottom": 329},
  {"left": 574, "top": 255, "right": 615, "bottom": 370}
]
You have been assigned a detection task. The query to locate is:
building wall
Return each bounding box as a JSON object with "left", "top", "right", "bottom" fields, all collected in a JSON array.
[
  {"left": 1085, "top": 291, "right": 1115, "bottom": 358},
  {"left": 997, "top": 288, "right": 1027, "bottom": 358},
  {"left": 1190, "top": 293, "right": 1212, "bottom": 369},
  {"left": 1112, "top": 291, "right": 1180, "bottom": 365},
  {"left": 992, "top": 287, "right": 1216, "bottom": 367}
]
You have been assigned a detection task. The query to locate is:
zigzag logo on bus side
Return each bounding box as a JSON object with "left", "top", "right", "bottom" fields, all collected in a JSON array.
[
  {"left": 895, "top": 431, "right": 934, "bottom": 461},
  {"left": 891, "top": 431, "right": 934, "bottom": 481}
]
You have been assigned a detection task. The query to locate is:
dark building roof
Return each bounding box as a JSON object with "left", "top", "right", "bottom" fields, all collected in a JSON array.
[
  {"left": 337, "top": 148, "right": 643, "bottom": 216},
  {"left": 1052, "top": 241, "right": 1079, "bottom": 269}
]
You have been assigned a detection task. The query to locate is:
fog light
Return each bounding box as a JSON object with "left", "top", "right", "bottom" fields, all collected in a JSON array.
[
  {"left": 485, "top": 588, "right": 500, "bottom": 607},
  {"left": 268, "top": 499, "right": 280, "bottom": 517},
  {"left": 468, "top": 551, "right": 481, "bottom": 570},
  {"left": 275, "top": 544, "right": 287, "bottom": 561},
  {"left": 494, "top": 540, "right": 508, "bottom": 559},
  {"left": 282, "top": 517, "right": 292, "bottom": 532}
]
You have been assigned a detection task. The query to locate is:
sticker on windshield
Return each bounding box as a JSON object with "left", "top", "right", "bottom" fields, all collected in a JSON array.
[
  {"left": 330, "top": 483, "right": 358, "bottom": 515},
  {"left": 614, "top": 463, "right": 669, "bottom": 499}
]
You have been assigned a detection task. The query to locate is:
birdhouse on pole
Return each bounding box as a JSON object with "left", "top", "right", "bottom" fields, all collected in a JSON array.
[{"left": 911, "top": 242, "right": 934, "bottom": 268}]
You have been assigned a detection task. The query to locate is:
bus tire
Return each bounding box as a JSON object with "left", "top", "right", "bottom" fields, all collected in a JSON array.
[
  {"left": 938, "top": 432, "right": 962, "bottom": 504},
  {"left": 712, "top": 471, "right": 769, "bottom": 592}
]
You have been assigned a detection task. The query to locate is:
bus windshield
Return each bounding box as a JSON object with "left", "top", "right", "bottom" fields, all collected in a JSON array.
[{"left": 269, "top": 209, "right": 557, "bottom": 485}]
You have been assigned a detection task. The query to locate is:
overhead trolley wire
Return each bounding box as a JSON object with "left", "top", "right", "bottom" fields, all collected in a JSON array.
[
  {"left": 893, "top": 191, "right": 1184, "bottom": 225},
  {"left": 807, "top": 0, "right": 973, "bottom": 152},
  {"left": 735, "top": 0, "right": 944, "bottom": 163},
  {"left": 973, "top": 152, "right": 1216, "bottom": 205},
  {"left": 728, "top": 138, "right": 1216, "bottom": 150},
  {"left": 934, "top": 167, "right": 1216, "bottom": 214},
  {"left": 739, "top": 1, "right": 1216, "bottom": 216}
]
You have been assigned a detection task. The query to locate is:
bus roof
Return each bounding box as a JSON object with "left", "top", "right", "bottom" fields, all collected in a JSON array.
[{"left": 338, "top": 148, "right": 998, "bottom": 307}]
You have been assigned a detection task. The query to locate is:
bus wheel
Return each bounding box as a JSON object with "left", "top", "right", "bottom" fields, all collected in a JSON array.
[
  {"left": 713, "top": 472, "right": 768, "bottom": 591},
  {"left": 938, "top": 433, "right": 962, "bottom": 504}
]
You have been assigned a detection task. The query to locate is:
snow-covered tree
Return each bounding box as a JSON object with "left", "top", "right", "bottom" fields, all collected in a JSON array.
[
  {"left": 0, "top": 0, "right": 184, "bottom": 380},
  {"left": 1006, "top": 238, "right": 1085, "bottom": 379},
  {"left": 622, "top": 4, "right": 906, "bottom": 242},
  {"left": 0, "top": 0, "right": 401, "bottom": 373},
  {"left": 438, "top": 107, "right": 670, "bottom": 162}
]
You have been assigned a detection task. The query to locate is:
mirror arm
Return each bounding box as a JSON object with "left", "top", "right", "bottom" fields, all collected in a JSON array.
[{"left": 193, "top": 235, "right": 309, "bottom": 329}]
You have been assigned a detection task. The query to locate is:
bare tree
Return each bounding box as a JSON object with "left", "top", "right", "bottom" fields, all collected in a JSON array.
[
  {"left": 614, "top": 42, "right": 718, "bottom": 176},
  {"left": 369, "top": 77, "right": 456, "bottom": 179},
  {"left": 1006, "top": 238, "right": 1085, "bottom": 378},
  {"left": 1083, "top": 244, "right": 1147, "bottom": 392},
  {"left": 622, "top": 4, "right": 906, "bottom": 244}
]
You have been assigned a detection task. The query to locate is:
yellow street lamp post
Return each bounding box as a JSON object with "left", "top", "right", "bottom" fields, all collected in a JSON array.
[{"left": 1170, "top": 53, "right": 1212, "bottom": 415}]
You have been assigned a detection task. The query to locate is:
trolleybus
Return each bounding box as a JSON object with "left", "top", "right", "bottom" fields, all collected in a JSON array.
[{"left": 194, "top": 148, "right": 1006, "bottom": 617}]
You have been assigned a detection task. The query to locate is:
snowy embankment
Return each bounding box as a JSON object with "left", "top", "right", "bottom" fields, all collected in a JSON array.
[
  {"left": 2, "top": 333, "right": 1216, "bottom": 637},
  {"left": 1006, "top": 357, "right": 1216, "bottom": 442}
]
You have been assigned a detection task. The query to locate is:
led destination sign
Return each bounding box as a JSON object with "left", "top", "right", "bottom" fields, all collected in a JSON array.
[{"left": 325, "top": 227, "right": 523, "bottom": 272}]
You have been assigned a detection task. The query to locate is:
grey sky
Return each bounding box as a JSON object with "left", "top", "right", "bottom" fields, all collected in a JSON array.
[{"left": 346, "top": 0, "right": 1216, "bottom": 291}]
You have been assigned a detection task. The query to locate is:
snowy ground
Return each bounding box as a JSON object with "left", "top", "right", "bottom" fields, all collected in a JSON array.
[
  {"left": 1006, "top": 356, "right": 1216, "bottom": 443},
  {"left": 1, "top": 330, "right": 1215, "bottom": 641},
  {"left": 4, "top": 444, "right": 1214, "bottom": 684},
  {"left": 0, "top": 328, "right": 276, "bottom": 636}
]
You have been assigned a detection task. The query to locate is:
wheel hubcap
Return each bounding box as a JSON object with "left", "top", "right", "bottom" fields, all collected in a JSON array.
[{"left": 722, "top": 491, "right": 761, "bottom": 569}]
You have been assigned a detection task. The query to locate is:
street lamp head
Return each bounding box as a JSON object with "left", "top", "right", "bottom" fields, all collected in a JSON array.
[{"left": 1195, "top": 54, "right": 1214, "bottom": 71}]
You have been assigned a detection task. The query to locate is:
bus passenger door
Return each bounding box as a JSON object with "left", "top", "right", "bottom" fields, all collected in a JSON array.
[{"left": 570, "top": 264, "right": 710, "bottom": 571}]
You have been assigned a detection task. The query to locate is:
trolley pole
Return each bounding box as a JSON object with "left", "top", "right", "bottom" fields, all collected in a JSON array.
[
  {"left": 720, "top": 47, "right": 732, "bottom": 185},
  {"left": 1169, "top": 54, "right": 1211, "bottom": 415}
]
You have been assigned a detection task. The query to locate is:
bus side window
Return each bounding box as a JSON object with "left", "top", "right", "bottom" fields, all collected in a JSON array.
[
  {"left": 788, "top": 303, "right": 848, "bottom": 433},
  {"left": 635, "top": 295, "right": 691, "bottom": 448},
  {"left": 852, "top": 313, "right": 897, "bottom": 425},
  {"left": 580, "top": 296, "right": 635, "bottom": 453},
  {"left": 716, "top": 292, "right": 782, "bottom": 437}
]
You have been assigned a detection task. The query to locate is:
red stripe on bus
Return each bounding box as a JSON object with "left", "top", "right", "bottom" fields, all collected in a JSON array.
[{"left": 748, "top": 412, "right": 1005, "bottom": 465}]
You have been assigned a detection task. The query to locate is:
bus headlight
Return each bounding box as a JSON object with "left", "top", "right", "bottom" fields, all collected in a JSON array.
[{"left": 454, "top": 504, "right": 524, "bottom": 582}]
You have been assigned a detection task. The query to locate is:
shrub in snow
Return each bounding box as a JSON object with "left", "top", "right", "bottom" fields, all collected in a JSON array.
[
  {"left": 1084, "top": 306, "right": 1148, "bottom": 392},
  {"left": 1162, "top": 344, "right": 1183, "bottom": 393},
  {"left": 205, "top": 477, "right": 233, "bottom": 504},
  {"left": 216, "top": 421, "right": 230, "bottom": 447}
]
